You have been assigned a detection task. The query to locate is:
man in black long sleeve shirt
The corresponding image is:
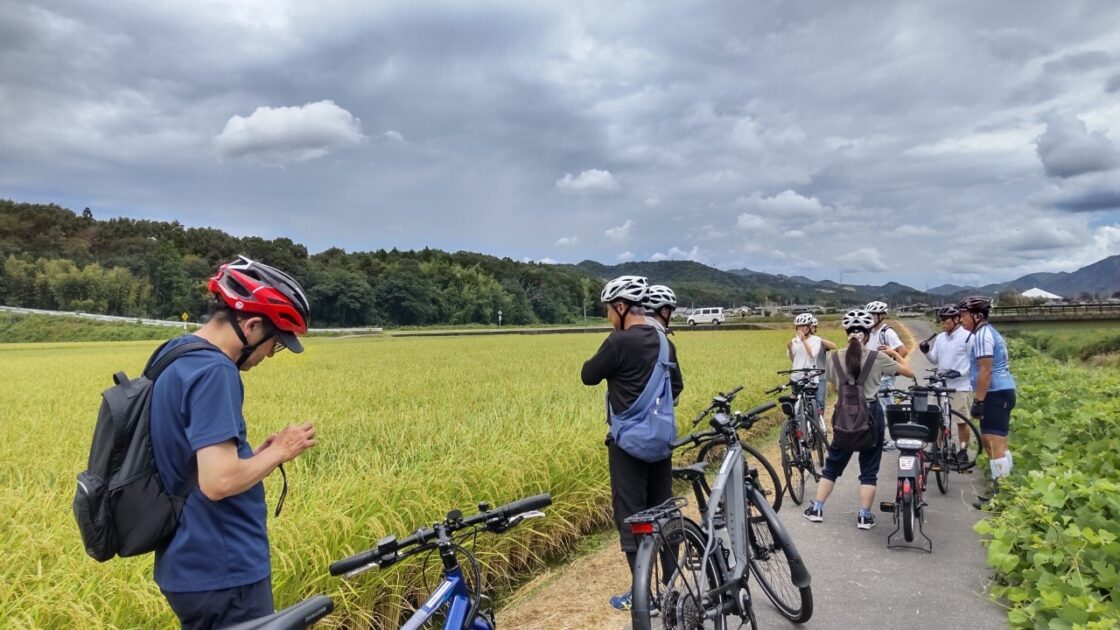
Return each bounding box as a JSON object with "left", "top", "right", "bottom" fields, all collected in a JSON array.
[{"left": 581, "top": 276, "right": 684, "bottom": 613}]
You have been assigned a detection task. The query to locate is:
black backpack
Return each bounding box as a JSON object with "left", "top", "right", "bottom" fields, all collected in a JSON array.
[
  {"left": 73, "top": 339, "right": 219, "bottom": 561},
  {"left": 830, "top": 350, "right": 879, "bottom": 451}
]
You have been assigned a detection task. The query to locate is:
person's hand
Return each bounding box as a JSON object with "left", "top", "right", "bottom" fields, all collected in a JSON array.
[
  {"left": 970, "top": 399, "right": 984, "bottom": 420},
  {"left": 269, "top": 422, "right": 317, "bottom": 462},
  {"left": 787, "top": 339, "right": 794, "bottom": 349},
  {"left": 877, "top": 344, "right": 891, "bottom": 353},
  {"left": 253, "top": 433, "right": 277, "bottom": 456},
  {"left": 797, "top": 330, "right": 806, "bottom": 341},
  {"left": 919, "top": 340, "right": 930, "bottom": 354}
]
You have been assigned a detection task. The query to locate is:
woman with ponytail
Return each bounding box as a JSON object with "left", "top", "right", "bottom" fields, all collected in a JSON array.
[{"left": 803, "top": 309, "right": 914, "bottom": 529}]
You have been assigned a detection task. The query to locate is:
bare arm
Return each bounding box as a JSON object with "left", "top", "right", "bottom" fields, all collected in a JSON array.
[
  {"left": 882, "top": 347, "right": 915, "bottom": 379},
  {"left": 974, "top": 357, "right": 993, "bottom": 400},
  {"left": 820, "top": 338, "right": 838, "bottom": 351},
  {"left": 197, "top": 422, "right": 316, "bottom": 501}
]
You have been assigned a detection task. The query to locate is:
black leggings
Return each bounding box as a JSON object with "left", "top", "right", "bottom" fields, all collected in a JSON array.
[
  {"left": 821, "top": 403, "right": 886, "bottom": 486},
  {"left": 608, "top": 438, "right": 672, "bottom": 553}
]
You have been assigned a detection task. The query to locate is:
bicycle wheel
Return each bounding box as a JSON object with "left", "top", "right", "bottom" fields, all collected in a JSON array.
[
  {"left": 934, "top": 443, "right": 950, "bottom": 494},
  {"left": 779, "top": 424, "right": 806, "bottom": 505},
  {"left": 630, "top": 518, "right": 736, "bottom": 630},
  {"left": 697, "top": 439, "right": 784, "bottom": 513},
  {"left": 811, "top": 416, "right": 828, "bottom": 471},
  {"left": 746, "top": 485, "right": 813, "bottom": 623},
  {"left": 902, "top": 482, "right": 916, "bottom": 543},
  {"left": 950, "top": 411, "right": 982, "bottom": 472}
]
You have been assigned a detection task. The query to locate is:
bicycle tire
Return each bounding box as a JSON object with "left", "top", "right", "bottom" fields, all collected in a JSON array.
[
  {"left": 812, "top": 416, "right": 828, "bottom": 471},
  {"left": 902, "top": 486, "right": 915, "bottom": 543},
  {"left": 779, "top": 425, "right": 805, "bottom": 505},
  {"left": 950, "top": 411, "right": 982, "bottom": 472},
  {"left": 696, "top": 440, "right": 784, "bottom": 513},
  {"left": 934, "top": 443, "right": 949, "bottom": 494},
  {"left": 746, "top": 485, "right": 813, "bottom": 623},
  {"left": 630, "top": 517, "right": 735, "bottom": 630}
]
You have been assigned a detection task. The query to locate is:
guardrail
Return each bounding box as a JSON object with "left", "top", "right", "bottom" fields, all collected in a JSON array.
[
  {"left": 991, "top": 302, "right": 1120, "bottom": 322},
  {"left": 0, "top": 305, "right": 382, "bottom": 334}
]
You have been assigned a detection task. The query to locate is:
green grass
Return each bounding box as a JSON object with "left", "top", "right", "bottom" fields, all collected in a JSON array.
[
  {"left": 1005, "top": 325, "right": 1120, "bottom": 364},
  {"left": 0, "top": 312, "right": 182, "bottom": 343},
  {"left": 0, "top": 328, "right": 820, "bottom": 628}
]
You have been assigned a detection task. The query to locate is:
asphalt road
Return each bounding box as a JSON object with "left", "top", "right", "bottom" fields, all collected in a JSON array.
[{"left": 750, "top": 320, "right": 1007, "bottom": 629}]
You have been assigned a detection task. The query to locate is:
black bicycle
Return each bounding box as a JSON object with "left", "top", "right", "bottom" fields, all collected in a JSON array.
[
  {"left": 329, "top": 494, "right": 552, "bottom": 629},
  {"left": 636, "top": 395, "right": 812, "bottom": 626},
  {"left": 919, "top": 369, "right": 983, "bottom": 494},
  {"left": 767, "top": 369, "right": 828, "bottom": 505},
  {"left": 690, "top": 386, "right": 784, "bottom": 513}
]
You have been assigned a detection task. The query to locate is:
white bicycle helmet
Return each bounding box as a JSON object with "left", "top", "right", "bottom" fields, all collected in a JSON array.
[
  {"left": 600, "top": 275, "right": 649, "bottom": 304},
  {"left": 644, "top": 285, "right": 677, "bottom": 310},
  {"left": 865, "top": 301, "right": 888, "bottom": 315},
  {"left": 842, "top": 309, "right": 875, "bottom": 332},
  {"left": 809, "top": 314, "right": 819, "bottom": 326},
  {"left": 794, "top": 313, "right": 814, "bottom": 326}
]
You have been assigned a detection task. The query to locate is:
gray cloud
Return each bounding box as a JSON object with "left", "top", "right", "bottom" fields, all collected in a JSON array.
[
  {"left": 2, "top": 0, "right": 1120, "bottom": 288},
  {"left": 1035, "top": 116, "right": 1119, "bottom": 178}
]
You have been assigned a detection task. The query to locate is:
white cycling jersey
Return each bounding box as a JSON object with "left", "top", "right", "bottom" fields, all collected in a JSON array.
[{"left": 925, "top": 325, "right": 971, "bottom": 391}]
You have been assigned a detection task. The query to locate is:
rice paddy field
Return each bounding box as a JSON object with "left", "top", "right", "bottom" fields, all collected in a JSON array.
[{"left": 0, "top": 328, "right": 831, "bottom": 628}]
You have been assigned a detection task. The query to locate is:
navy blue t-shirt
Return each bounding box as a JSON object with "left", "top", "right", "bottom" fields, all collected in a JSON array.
[{"left": 149, "top": 335, "right": 271, "bottom": 592}]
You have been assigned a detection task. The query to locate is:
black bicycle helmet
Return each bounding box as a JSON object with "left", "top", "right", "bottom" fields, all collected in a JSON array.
[
  {"left": 956, "top": 295, "right": 992, "bottom": 316},
  {"left": 936, "top": 305, "right": 960, "bottom": 319}
]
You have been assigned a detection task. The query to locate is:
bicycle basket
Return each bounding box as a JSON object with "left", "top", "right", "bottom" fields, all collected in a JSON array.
[{"left": 885, "top": 404, "right": 940, "bottom": 441}]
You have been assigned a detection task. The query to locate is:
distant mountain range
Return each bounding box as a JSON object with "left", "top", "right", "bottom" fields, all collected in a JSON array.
[
  {"left": 927, "top": 255, "right": 1120, "bottom": 299},
  {"left": 568, "top": 254, "right": 1120, "bottom": 306}
]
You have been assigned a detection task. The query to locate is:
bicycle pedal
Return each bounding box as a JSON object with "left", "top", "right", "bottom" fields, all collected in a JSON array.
[
  {"left": 929, "top": 464, "right": 942, "bottom": 472},
  {"left": 879, "top": 501, "right": 894, "bottom": 512}
]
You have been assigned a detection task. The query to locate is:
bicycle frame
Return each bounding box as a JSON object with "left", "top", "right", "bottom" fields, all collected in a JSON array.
[{"left": 401, "top": 565, "right": 489, "bottom": 630}]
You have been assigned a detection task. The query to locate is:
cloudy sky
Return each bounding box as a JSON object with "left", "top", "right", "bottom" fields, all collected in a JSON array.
[{"left": 2, "top": 1, "right": 1119, "bottom": 288}]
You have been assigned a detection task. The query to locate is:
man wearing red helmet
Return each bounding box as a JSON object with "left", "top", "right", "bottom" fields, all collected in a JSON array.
[{"left": 149, "top": 256, "right": 317, "bottom": 629}]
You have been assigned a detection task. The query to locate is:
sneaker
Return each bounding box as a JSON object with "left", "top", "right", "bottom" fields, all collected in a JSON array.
[
  {"left": 857, "top": 513, "right": 876, "bottom": 530},
  {"left": 803, "top": 505, "right": 823, "bottom": 522},
  {"left": 956, "top": 449, "right": 970, "bottom": 466},
  {"left": 609, "top": 591, "right": 632, "bottom": 612},
  {"left": 883, "top": 440, "right": 896, "bottom": 452},
  {"left": 972, "top": 495, "right": 992, "bottom": 510}
]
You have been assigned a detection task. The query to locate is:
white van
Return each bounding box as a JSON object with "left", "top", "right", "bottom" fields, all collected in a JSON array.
[{"left": 686, "top": 307, "right": 725, "bottom": 326}]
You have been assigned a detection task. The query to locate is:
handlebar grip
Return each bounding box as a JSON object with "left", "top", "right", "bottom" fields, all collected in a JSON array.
[
  {"left": 728, "top": 385, "right": 744, "bottom": 396},
  {"left": 764, "top": 385, "right": 781, "bottom": 395},
  {"left": 671, "top": 433, "right": 696, "bottom": 449},
  {"left": 496, "top": 493, "right": 552, "bottom": 520},
  {"left": 743, "top": 401, "right": 777, "bottom": 417},
  {"left": 329, "top": 549, "right": 378, "bottom": 576}
]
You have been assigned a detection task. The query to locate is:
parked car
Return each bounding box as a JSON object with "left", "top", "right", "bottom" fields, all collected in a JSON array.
[{"left": 687, "top": 307, "right": 725, "bottom": 326}]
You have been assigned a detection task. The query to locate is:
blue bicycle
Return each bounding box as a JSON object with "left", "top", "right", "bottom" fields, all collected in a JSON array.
[{"left": 329, "top": 493, "right": 552, "bottom": 629}]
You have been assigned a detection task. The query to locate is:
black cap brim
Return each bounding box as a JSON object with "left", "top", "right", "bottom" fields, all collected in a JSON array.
[{"left": 276, "top": 330, "right": 304, "bottom": 353}]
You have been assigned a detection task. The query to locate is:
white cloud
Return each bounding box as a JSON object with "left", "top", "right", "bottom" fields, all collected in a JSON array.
[
  {"left": 554, "top": 236, "right": 578, "bottom": 246},
  {"left": 556, "top": 168, "right": 620, "bottom": 193},
  {"left": 383, "top": 130, "right": 406, "bottom": 143},
  {"left": 893, "top": 224, "right": 937, "bottom": 238},
  {"left": 1035, "top": 115, "right": 1119, "bottom": 178},
  {"left": 616, "top": 251, "right": 635, "bottom": 262},
  {"left": 604, "top": 219, "right": 635, "bottom": 244},
  {"left": 644, "top": 195, "right": 660, "bottom": 207},
  {"left": 737, "top": 190, "right": 827, "bottom": 218},
  {"left": 214, "top": 100, "right": 363, "bottom": 163},
  {"left": 650, "top": 245, "right": 703, "bottom": 262},
  {"left": 836, "top": 247, "right": 889, "bottom": 273},
  {"left": 538, "top": 257, "right": 559, "bottom": 264},
  {"left": 736, "top": 213, "right": 766, "bottom": 231},
  {"left": 785, "top": 229, "right": 807, "bottom": 239}
]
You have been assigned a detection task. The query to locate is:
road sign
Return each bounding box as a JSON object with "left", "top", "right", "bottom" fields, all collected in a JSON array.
[{"left": 180, "top": 311, "right": 189, "bottom": 322}]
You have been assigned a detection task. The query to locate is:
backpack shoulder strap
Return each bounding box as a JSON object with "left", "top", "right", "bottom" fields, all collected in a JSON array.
[
  {"left": 831, "top": 351, "right": 852, "bottom": 385},
  {"left": 856, "top": 350, "right": 879, "bottom": 386},
  {"left": 145, "top": 341, "right": 222, "bottom": 381}
]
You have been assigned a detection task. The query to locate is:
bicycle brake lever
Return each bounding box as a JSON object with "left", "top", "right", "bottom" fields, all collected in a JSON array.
[{"left": 344, "top": 559, "right": 381, "bottom": 580}]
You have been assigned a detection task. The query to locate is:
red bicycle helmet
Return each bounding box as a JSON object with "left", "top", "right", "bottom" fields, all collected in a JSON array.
[{"left": 209, "top": 256, "right": 310, "bottom": 353}]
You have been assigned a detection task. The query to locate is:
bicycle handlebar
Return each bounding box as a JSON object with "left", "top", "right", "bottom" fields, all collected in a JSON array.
[
  {"left": 329, "top": 493, "right": 553, "bottom": 576},
  {"left": 672, "top": 401, "right": 776, "bottom": 450}
]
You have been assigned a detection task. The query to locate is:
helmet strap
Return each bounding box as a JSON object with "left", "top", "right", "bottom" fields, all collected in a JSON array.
[{"left": 227, "top": 315, "right": 274, "bottom": 368}]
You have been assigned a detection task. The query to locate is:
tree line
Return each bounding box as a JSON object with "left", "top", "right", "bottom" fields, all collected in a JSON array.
[{"left": 0, "top": 201, "right": 597, "bottom": 327}]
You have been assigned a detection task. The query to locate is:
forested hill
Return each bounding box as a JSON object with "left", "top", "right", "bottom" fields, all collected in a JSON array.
[{"left": 0, "top": 200, "right": 593, "bottom": 327}]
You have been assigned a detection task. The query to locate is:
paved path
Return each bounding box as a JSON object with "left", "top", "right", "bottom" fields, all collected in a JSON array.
[{"left": 752, "top": 320, "right": 1006, "bottom": 628}]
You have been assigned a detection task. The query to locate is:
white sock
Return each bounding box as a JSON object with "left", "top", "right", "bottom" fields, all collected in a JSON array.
[
  {"left": 992, "top": 457, "right": 1010, "bottom": 479},
  {"left": 989, "top": 459, "right": 999, "bottom": 481},
  {"left": 1005, "top": 450, "right": 1013, "bottom": 471}
]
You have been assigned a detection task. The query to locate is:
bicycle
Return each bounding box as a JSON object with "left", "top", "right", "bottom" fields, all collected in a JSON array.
[
  {"left": 766, "top": 369, "right": 828, "bottom": 505},
  {"left": 329, "top": 494, "right": 552, "bottom": 629},
  {"left": 689, "top": 386, "right": 784, "bottom": 513},
  {"left": 919, "top": 369, "right": 983, "bottom": 494},
  {"left": 879, "top": 388, "right": 940, "bottom": 552},
  {"left": 226, "top": 596, "right": 334, "bottom": 630},
  {"left": 627, "top": 394, "right": 813, "bottom": 629}
]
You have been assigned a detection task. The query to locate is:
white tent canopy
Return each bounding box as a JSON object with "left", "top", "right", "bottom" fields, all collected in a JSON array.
[{"left": 1021, "top": 287, "right": 1062, "bottom": 300}]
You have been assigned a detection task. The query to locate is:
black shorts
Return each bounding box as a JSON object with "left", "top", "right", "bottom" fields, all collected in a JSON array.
[
  {"left": 980, "top": 389, "right": 1015, "bottom": 437},
  {"left": 162, "top": 577, "right": 274, "bottom": 630}
]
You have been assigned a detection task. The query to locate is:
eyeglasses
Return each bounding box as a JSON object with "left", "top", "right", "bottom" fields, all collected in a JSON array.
[{"left": 272, "top": 336, "right": 287, "bottom": 354}]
